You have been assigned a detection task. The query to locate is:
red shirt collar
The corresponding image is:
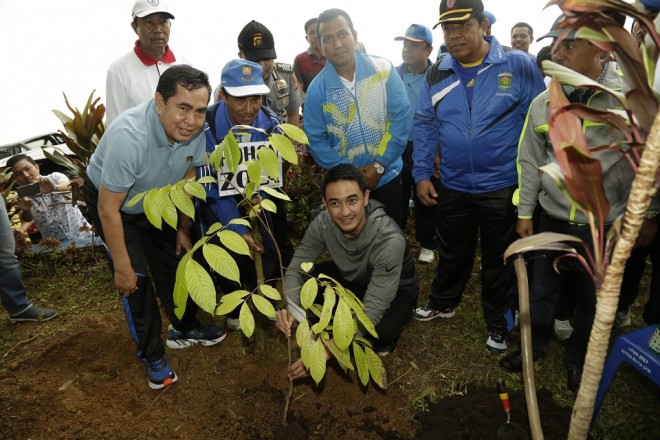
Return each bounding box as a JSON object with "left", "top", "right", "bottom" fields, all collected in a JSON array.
[{"left": 133, "top": 40, "right": 176, "bottom": 66}]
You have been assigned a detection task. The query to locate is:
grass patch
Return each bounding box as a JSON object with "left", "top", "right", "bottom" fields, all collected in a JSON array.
[{"left": 1, "top": 237, "right": 658, "bottom": 438}]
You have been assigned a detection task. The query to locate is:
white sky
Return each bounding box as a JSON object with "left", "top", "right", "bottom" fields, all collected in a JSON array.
[{"left": 0, "top": 0, "right": 561, "bottom": 145}]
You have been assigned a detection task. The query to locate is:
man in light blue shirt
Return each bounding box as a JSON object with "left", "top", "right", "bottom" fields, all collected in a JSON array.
[{"left": 85, "top": 65, "right": 225, "bottom": 390}]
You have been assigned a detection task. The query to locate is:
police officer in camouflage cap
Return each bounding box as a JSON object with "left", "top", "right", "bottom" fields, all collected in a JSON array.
[{"left": 238, "top": 20, "right": 303, "bottom": 126}]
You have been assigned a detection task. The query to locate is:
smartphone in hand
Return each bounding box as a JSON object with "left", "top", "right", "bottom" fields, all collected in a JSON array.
[{"left": 16, "top": 183, "right": 40, "bottom": 197}]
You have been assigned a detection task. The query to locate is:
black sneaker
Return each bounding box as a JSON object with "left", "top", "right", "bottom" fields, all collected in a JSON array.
[
  {"left": 486, "top": 332, "right": 508, "bottom": 355},
  {"left": 166, "top": 325, "right": 227, "bottom": 349},
  {"left": 500, "top": 350, "right": 523, "bottom": 372},
  {"left": 9, "top": 305, "right": 58, "bottom": 323},
  {"left": 567, "top": 367, "right": 582, "bottom": 392},
  {"left": 375, "top": 338, "right": 398, "bottom": 357}
]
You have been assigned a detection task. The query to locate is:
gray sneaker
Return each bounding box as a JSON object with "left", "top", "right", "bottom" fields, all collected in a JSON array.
[
  {"left": 554, "top": 319, "right": 573, "bottom": 341},
  {"left": 10, "top": 305, "right": 58, "bottom": 323}
]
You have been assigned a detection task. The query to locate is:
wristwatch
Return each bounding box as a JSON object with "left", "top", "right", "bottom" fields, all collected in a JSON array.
[{"left": 373, "top": 161, "right": 385, "bottom": 174}]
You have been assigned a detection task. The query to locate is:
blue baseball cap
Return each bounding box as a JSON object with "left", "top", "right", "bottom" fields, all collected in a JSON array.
[
  {"left": 484, "top": 10, "right": 496, "bottom": 27},
  {"left": 394, "top": 24, "right": 433, "bottom": 45},
  {"left": 221, "top": 59, "right": 270, "bottom": 97}
]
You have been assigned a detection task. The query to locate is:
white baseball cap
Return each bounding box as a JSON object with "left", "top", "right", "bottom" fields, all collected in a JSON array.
[{"left": 132, "top": 0, "right": 174, "bottom": 20}]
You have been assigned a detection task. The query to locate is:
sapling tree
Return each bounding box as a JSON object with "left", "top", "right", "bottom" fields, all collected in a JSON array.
[{"left": 128, "top": 121, "right": 388, "bottom": 422}]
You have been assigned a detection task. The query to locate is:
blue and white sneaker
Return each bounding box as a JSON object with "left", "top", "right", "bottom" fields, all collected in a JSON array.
[
  {"left": 146, "top": 356, "right": 178, "bottom": 390},
  {"left": 166, "top": 325, "right": 227, "bottom": 349}
]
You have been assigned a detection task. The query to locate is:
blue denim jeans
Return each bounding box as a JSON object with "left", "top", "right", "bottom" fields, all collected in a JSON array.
[{"left": 0, "top": 200, "right": 31, "bottom": 315}]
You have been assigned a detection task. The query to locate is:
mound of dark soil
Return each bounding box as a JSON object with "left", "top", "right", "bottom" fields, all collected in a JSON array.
[{"left": 414, "top": 385, "right": 571, "bottom": 439}]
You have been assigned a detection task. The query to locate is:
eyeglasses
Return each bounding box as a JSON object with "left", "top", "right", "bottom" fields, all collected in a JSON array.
[
  {"left": 138, "top": 17, "right": 170, "bottom": 31},
  {"left": 441, "top": 21, "right": 473, "bottom": 36}
]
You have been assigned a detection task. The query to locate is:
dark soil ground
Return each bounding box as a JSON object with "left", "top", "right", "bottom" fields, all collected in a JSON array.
[{"left": 1, "top": 246, "right": 658, "bottom": 439}]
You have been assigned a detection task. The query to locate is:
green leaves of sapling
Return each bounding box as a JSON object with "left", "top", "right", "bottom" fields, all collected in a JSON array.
[
  {"left": 222, "top": 131, "right": 241, "bottom": 174},
  {"left": 312, "top": 286, "right": 335, "bottom": 334},
  {"left": 309, "top": 338, "right": 327, "bottom": 385},
  {"left": 257, "top": 147, "right": 281, "bottom": 181},
  {"left": 184, "top": 258, "right": 216, "bottom": 315},
  {"left": 333, "top": 297, "right": 353, "bottom": 350},
  {"left": 143, "top": 188, "right": 164, "bottom": 230},
  {"left": 184, "top": 180, "right": 207, "bottom": 202},
  {"left": 170, "top": 184, "right": 195, "bottom": 219},
  {"left": 300, "top": 278, "right": 318, "bottom": 310},
  {"left": 219, "top": 229, "right": 250, "bottom": 256},
  {"left": 278, "top": 123, "right": 308, "bottom": 146},
  {"left": 239, "top": 301, "right": 256, "bottom": 338},
  {"left": 259, "top": 284, "right": 281, "bottom": 301},
  {"left": 202, "top": 243, "right": 240, "bottom": 283},
  {"left": 269, "top": 133, "right": 299, "bottom": 165}
]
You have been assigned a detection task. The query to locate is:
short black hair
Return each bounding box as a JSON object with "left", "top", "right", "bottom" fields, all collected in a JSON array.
[
  {"left": 321, "top": 164, "right": 367, "bottom": 197},
  {"left": 155, "top": 64, "right": 211, "bottom": 103},
  {"left": 511, "top": 22, "right": 534, "bottom": 37},
  {"left": 304, "top": 17, "right": 318, "bottom": 34},
  {"left": 536, "top": 45, "right": 552, "bottom": 74},
  {"left": 7, "top": 153, "right": 36, "bottom": 169},
  {"left": 317, "top": 8, "right": 355, "bottom": 41}
]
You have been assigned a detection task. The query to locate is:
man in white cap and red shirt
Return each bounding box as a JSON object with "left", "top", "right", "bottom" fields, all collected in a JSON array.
[
  {"left": 106, "top": 0, "right": 189, "bottom": 124},
  {"left": 412, "top": 0, "right": 545, "bottom": 357},
  {"left": 393, "top": 24, "right": 437, "bottom": 264}
]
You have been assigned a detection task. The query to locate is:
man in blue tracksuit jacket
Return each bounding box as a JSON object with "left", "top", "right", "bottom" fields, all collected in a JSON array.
[
  {"left": 411, "top": 0, "right": 545, "bottom": 355},
  {"left": 196, "top": 59, "right": 283, "bottom": 292},
  {"left": 303, "top": 8, "right": 410, "bottom": 226}
]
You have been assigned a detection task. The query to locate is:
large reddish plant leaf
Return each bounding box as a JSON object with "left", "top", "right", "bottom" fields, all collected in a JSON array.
[
  {"left": 548, "top": 78, "right": 611, "bottom": 225},
  {"left": 550, "top": 0, "right": 660, "bottom": 48},
  {"left": 554, "top": 104, "right": 632, "bottom": 143}
]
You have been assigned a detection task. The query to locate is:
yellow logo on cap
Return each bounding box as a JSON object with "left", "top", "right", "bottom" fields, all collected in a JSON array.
[
  {"left": 253, "top": 33, "right": 263, "bottom": 48},
  {"left": 242, "top": 66, "right": 252, "bottom": 77}
]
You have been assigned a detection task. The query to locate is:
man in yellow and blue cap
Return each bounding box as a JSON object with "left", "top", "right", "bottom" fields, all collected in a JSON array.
[{"left": 394, "top": 24, "right": 437, "bottom": 264}]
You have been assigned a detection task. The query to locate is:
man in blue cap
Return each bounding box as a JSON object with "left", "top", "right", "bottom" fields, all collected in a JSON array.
[
  {"left": 394, "top": 24, "right": 437, "bottom": 263},
  {"left": 197, "top": 59, "right": 285, "bottom": 329},
  {"left": 483, "top": 10, "right": 496, "bottom": 35},
  {"left": 412, "top": 0, "right": 545, "bottom": 356}
]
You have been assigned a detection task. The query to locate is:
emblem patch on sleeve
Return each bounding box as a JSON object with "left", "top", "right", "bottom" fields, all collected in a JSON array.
[{"left": 498, "top": 71, "right": 513, "bottom": 92}]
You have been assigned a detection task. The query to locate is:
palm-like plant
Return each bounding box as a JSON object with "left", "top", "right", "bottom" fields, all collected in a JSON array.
[
  {"left": 48, "top": 90, "right": 106, "bottom": 179},
  {"left": 506, "top": 1, "right": 660, "bottom": 438}
]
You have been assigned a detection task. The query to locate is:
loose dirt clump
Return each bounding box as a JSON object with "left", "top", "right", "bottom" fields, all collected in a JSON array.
[{"left": 414, "top": 385, "right": 572, "bottom": 439}]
